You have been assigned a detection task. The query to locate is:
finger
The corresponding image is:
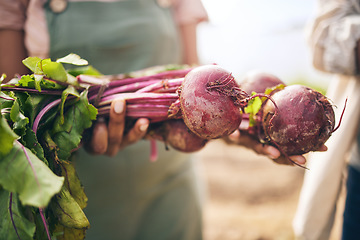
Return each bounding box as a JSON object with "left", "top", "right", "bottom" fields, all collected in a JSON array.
[
  {"left": 227, "top": 130, "right": 256, "bottom": 146},
  {"left": 289, "top": 155, "right": 307, "bottom": 165},
  {"left": 106, "top": 99, "right": 126, "bottom": 156},
  {"left": 227, "top": 130, "right": 241, "bottom": 143},
  {"left": 90, "top": 117, "right": 108, "bottom": 154},
  {"left": 258, "top": 145, "right": 281, "bottom": 159},
  {"left": 272, "top": 156, "right": 293, "bottom": 165},
  {"left": 318, "top": 144, "right": 328, "bottom": 152},
  {"left": 119, "top": 118, "right": 149, "bottom": 149}
]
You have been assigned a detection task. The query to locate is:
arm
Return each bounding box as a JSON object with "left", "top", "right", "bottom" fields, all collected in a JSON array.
[
  {"left": 307, "top": 0, "right": 360, "bottom": 75},
  {"left": 0, "top": 0, "right": 30, "bottom": 80},
  {"left": 0, "top": 29, "right": 29, "bottom": 79},
  {"left": 179, "top": 23, "right": 200, "bottom": 65},
  {"left": 0, "top": 1, "right": 147, "bottom": 156}
]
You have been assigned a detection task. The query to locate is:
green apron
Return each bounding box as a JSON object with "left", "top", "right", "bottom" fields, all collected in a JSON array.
[{"left": 45, "top": 1, "right": 203, "bottom": 239}]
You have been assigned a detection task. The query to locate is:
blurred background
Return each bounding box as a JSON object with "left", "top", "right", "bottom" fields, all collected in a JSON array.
[
  {"left": 198, "top": 0, "right": 329, "bottom": 91},
  {"left": 194, "top": 1, "right": 343, "bottom": 239}
]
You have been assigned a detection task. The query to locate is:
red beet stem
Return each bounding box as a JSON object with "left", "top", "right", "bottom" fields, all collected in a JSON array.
[{"left": 332, "top": 97, "right": 347, "bottom": 133}]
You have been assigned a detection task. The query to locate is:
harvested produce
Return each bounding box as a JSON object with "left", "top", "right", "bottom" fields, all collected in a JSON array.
[
  {"left": 0, "top": 54, "right": 342, "bottom": 239},
  {"left": 241, "top": 70, "right": 285, "bottom": 95},
  {"left": 149, "top": 119, "right": 208, "bottom": 153},
  {"left": 239, "top": 71, "right": 344, "bottom": 167},
  {"left": 261, "top": 85, "right": 336, "bottom": 155},
  {"left": 0, "top": 55, "right": 251, "bottom": 239},
  {"left": 171, "top": 65, "right": 244, "bottom": 139}
]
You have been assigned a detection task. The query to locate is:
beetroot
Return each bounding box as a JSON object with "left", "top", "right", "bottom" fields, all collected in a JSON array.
[
  {"left": 150, "top": 120, "right": 208, "bottom": 152},
  {"left": 177, "top": 65, "right": 244, "bottom": 139},
  {"left": 240, "top": 70, "right": 286, "bottom": 95},
  {"left": 261, "top": 85, "right": 335, "bottom": 156}
]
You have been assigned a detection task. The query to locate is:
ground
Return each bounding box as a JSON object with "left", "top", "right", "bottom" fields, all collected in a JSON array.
[{"left": 195, "top": 140, "right": 344, "bottom": 240}]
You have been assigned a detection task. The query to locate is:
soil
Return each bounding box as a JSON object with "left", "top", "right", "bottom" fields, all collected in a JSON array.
[{"left": 195, "top": 140, "right": 344, "bottom": 240}]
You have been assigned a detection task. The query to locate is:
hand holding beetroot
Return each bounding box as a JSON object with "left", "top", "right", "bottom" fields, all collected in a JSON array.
[
  {"left": 2, "top": 55, "right": 344, "bottom": 240},
  {"left": 1, "top": 55, "right": 342, "bottom": 167},
  {"left": 0, "top": 56, "right": 343, "bottom": 240},
  {"left": 87, "top": 64, "right": 340, "bottom": 166},
  {"left": 234, "top": 71, "right": 344, "bottom": 167},
  {"left": 85, "top": 99, "right": 150, "bottom": 156}
]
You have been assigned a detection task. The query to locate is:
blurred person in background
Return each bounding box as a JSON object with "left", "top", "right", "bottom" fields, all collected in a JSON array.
[
  {"left": 293, "top": 0, "right": 360, "bottom": 239},
  {"left": 0, "top": 0, "right": 208, "bottom": 239}
]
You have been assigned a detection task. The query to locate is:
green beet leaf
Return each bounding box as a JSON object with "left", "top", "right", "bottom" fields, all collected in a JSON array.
[
  {"left": 244, "top": 95, "right": 262, "bottom": 115},
  {"left": 67, "top": 65, "right": 102, "bottom": 77},
  {"left": 0, "top": 73, "right": 6, "bottom": 83},
  {"left": 22, "top": 56, "right": 68, "bottom": 83},
  {"left": 0, "top": 116, "right": 19, "bottom": 158},
  {"left": 51, "top": 90, "right": 97, "bottom": 161},
  {"left": 0, "top": 141, "right": 64, "bottom": 208},
  {"left": 14, "top": 92, "right": 57, "bottom": 128},
  {"left": 60, "top": 160, "right": 88, "bottom": 209},
  {"left": 60, "top": 85, "right": 80, "bottom": 125},
  {"left": 41, "top": 59, "right": 68, "bottom": 82},
  {"left": 0, "top": 190, "right": 36, "bottom": 240},
  {"left": 264, "top": 83, "right": 285, "bottom": 96},
  {"left": 18, "top": 75, "right": 37, "bottom": 88},
  {"left": 33, "top": 75, "right": 43, "bottom": 92},
  {"left": 244, "top": 95, "right": 262, "bottom": 127},
  {"left": 56, "top": 53, "right": 88, "bottom": 66},
  {"left": 10, "top": 98, "right": 29, "bottom": 136},
  {"left": 22, "top": 128, "right": 47, "bottom": 164},
  {"left": 50, "top": 186, "right": 90, "bottom": 229},
  {"left": 17, "top": 74, "right": 65, "bottom": 91},
  {"left": 52, "top": 224, "right": 86, "bottom": 240},
  {"left": 22, "top": 56, "right": 42, "bottom": 74}
]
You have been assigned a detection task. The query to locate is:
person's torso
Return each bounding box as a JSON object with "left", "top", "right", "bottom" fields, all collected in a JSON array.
[{"left": 45, "top": 0, "right": 182, "bottom": 73}]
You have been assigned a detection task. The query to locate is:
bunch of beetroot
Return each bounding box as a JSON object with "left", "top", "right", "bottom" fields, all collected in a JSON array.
[
  {"left": 2, "top": 57, "right": 340, "bottom": 162},
  {"left": 94, "top": 64, "right": 340, "bottom": 165},
  {"left": 239, "top": 71, "right": 343, "bottom": 166},
  {"left": 0, "top": 55, "right": 342, "bottom": 240}
]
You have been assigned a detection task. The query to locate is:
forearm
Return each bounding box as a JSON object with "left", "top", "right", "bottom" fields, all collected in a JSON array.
[
  {"left": 0, "top": 29, "right": 29, "bottom": 81},
  {"left": 308, "top": 0, "right": 360, "bottom": 75},
  {"left": 178, "top": 23, "right": 200, "bottom": 65}
]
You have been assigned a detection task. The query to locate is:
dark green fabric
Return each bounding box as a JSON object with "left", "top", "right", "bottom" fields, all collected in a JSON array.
[
  {"left": 74, "top": 143, "right": 202, "bottom": 240},
  {"left": 45, "top": 1, "right": 203, "bottom": 239},
  {"left": 45, "top": 0, "right": 182, "bottom": 74}
]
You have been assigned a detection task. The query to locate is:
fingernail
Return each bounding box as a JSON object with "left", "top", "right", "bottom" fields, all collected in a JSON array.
[
  {"left": 228, "top": 130, "right": 240, "bottom": 140},
  {"left": 114, "top": 100, "right": 124, "bottom": 114},
  {"left": 139, "top": 123, "right": 149, "bottom": 132},
  {"left": 291, "top": 156, "right": 306, "bottom": 165},
  {"left": 267, "top": 146, "right": 280, "bottom": 159}
]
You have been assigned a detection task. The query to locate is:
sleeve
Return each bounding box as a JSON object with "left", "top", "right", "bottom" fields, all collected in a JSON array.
[
  {"left": 0, "top": 0, "right": 29, "bottom": 30},
  {"left": 172, "top": 0, "right": 209, "bottom": 26},
  {"left": 307, "top": 0, "right": 360, "bottom": 75}
]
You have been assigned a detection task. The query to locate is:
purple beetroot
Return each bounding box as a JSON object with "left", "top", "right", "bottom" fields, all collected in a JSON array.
[{"left": 261, "top": 85, "right": 335, "bottom": 156}]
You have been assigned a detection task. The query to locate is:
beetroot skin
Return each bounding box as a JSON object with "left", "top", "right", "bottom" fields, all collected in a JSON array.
[
  {"left": 163, "top": 120, "right": 208, "bottom": 152},
  {"left": 240, "top": 71, "right": 285, "bottom": 94},
  {"left": 149, "top": 120, "right": 208, "bottom": 153},
  {"left": 262, "top": 85, "right": 335, "bottom": 155},
  {"left": 179, "top": 65, "right": 243, "bottom": 139}
]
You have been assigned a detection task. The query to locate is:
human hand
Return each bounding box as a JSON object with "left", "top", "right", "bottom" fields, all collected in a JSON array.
[
  {"left": 85, "top": 98, "right": 150, "bottom": 156},
  {"left": 226, "top": 129, "right": 327, "bottom": 166}
]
